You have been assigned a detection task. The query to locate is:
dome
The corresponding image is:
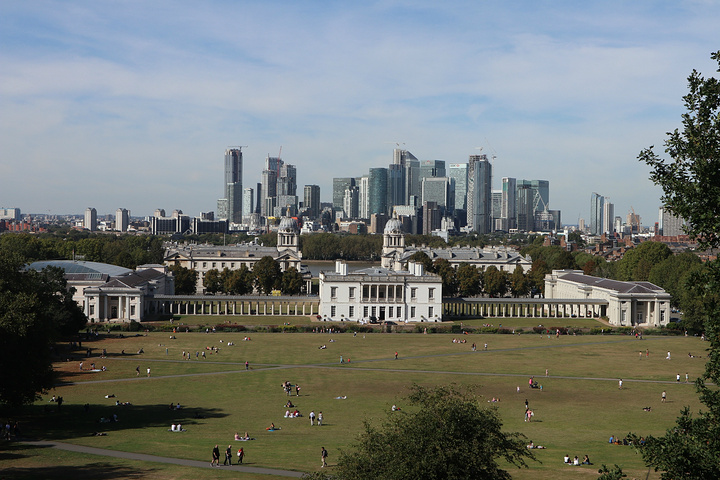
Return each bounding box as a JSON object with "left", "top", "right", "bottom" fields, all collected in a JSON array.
[
  {"left": 384, "top": 218, "right": 403, "bottom": 234},
  {"left": 278, "top": 217, "right": 298, "bottom": 232}
]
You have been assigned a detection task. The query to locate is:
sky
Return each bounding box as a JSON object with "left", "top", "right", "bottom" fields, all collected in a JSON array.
[{"left": 1, "top": 1, "right": 719, "bottom": 226}]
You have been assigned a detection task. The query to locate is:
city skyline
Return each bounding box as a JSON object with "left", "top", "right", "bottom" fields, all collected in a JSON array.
[{"left": 2, "top": 1, "right": 719, "bottom": 224}]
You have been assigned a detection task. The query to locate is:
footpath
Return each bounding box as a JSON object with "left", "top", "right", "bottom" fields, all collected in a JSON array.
[{"left": 23, "top": 440, "right": 305, "bottom": 477}]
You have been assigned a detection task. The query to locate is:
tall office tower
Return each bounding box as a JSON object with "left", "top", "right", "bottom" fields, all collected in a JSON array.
[
  {"left": 368, "top": 167, "right": 388, "bottom": 216},
  {"left": 421, "top": 177, "right": 454, "bottom": 215},
  {"left": 501, "top": 177, "right": 517, "bottom": 231},
  {"left": 422, "top": 201, "right": 441, "bottom": 235},
  {"left": 517, "top": 180, "right": 549, "bottom": 213},
  {"left": 242, "top": 187, "right": 255, "bottom": 218},
  {"left": 84, "top": 207, "right": 97, "bottom": 231},
  {"left": 515, "top": 184, "right": 534, "bottom": 231},
  {"left": 115, "top": 208, "right": 129, "bottom": 232},
  {"left": 419, "top": 160, "right": 446, "bottom": 185},
  {"left": 255, "top": 183, "right": 262, "bottom": 214},
  {"left": 614, "top": 216, "right": 623, "bottom": 235},
  {"left": 579, "top": 218, "right": 586, "bottom": 232},
  {"left": 659, "top": 206, "right": 686, "bottom": 236},
  {"left": 448, "top": 163, "right": 468, "bottom": 211},
  {"left": 602, "top": 200, "right": 614, "bottom": 235},
  {"left": 261, "top": 156, "right": 282, "bottom": 217},
  {"left": 466, "top": 154, "right": 492, "bottom": 233},
  {"left": 590, "top": 192, "right": 604, "bottom": 235},
  {"left": 492, "top": 190, "right": 502, "bottom": 227},
  {"left": 216, "top": 148, "right": 243, "bottom": 223},
  {"left": 154, "top": 208, "right": 166, "bottom": 217},
  {"left": 387, "top": 164, "right": 405, "bottom": 211},
  {"left": 343, "top": 186, "right": 360, "bottom": 219},
  {"left": 358, "top": 176, "right": 369, "bottom": 219},
  {"left": 304, "top": 184, "right": 321, "bottom": 219},
  {"left": 276, "top": 163, "right": 298, "bottom": 216},
  {"left": 392, "top": 148, "right": 419, "bottom": 205},
  {"left": 333, "top": 177, "right": 355, "bottom": 213}
]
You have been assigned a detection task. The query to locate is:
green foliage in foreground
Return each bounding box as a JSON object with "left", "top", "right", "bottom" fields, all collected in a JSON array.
[{"left": 326, "top": 384, "right": 534, "bottom": 480}]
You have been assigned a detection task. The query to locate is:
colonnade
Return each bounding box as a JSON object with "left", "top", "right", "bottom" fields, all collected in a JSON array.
[
  {"left": 150, "top": 295, "right": 320, "bottom": 317},
  {"left": 443, "top": 298, "right": 608, "bottom": 319}
]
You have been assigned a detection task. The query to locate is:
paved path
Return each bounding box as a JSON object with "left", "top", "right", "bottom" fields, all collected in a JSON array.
[{"left": 24, "top": 440, "right": 305, "bottom": 477}]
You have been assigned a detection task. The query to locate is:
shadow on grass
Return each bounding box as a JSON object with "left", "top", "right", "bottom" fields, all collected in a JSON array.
[
  {"left": 15, "top": 403, "right": 228, "bottom": 441},
  {"left": 0, "top": 462, "right": 154, "bottom": 479}
]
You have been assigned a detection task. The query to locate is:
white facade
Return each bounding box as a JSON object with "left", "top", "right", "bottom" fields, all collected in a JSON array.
[
  {"left": 319, "top": 261, "right": 443, "bottom": 322},
  {"left": 544, "top": 270, "right": 672, "bottom": 327}
]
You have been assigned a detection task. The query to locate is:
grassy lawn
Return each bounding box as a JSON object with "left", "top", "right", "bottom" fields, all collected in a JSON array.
[{"left": 4, "top": 326, "right": 707, "bottom": 479}]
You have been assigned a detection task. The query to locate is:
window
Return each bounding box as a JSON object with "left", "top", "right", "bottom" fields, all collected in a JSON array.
[
  {"left": 231, "top": 263, "right": 235, "bottom": 268},
  {"left": 621, "top": 310, "right": 626, "bottom": 324},
  {"left": 396, "top": 307, "right": 401, "bottom": 318},
  {"left": 388, "top": 306, "right": 393, "bottom": 317},
  {"left": 396, "top": 285, "right": 403, "bottom": 300},
  {"left": 349, "top": 306, "right": 354, "bottom": 318},
  {"left": 130, "top": 305, "right": 136, "bottom": 316},
  {"left": 331, "top": 306, "right": 336, "bottom": 317},
  {"left": 89, "top": 305, "right": 94, "bottom": 315},
  {"left": 202, "top": 262, "right": 207, "bottom": 268},
  {"left": 378, "top": 285, "right": 386, "bottom": 300},
  {"left": 660, "top": 311, "right": 665, "bottom": 322},
  {"left": 349, "top": 287, "right": 355, "bottom": 299},
  {"left": 221, "top": 263, "right": 225, "bottom": 268},
  {"left": 364, "top": 306, "right": 369, "bottom": 317},
  {"left": 331, "top": 287, "right": 337, "bottom": 299},
  {"left": 411, "top": 306, "right": 416, "bottom": 318},
  {"left": 372, "top": 306, "right": 377, "bottom": 317},
  {"left": 429, "top": 306, "right": 434, "bottom": 318},
  {"left": 363, "top": 285, "right": 370, "bottom": 299},
  {"left": 212, "top": 262, "right": 216, "bottom": 268},
  {"left": 429, "top": 288, "right": 435, "bottom": 299},
  {"left": 411, "top": 288, "right": 417, "bottom": 299}
]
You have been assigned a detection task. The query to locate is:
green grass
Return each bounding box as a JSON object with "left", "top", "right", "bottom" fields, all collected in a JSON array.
[{"left": 5, "top": 326, "right": 709, "bottom": 479}]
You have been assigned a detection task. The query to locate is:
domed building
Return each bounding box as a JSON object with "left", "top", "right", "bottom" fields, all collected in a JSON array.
[
  {"left": 163, "top": 216, "right": 304, "bottom": 293},
  {"left": 381, "top": 216, "right": 532, "bottom": 274}
]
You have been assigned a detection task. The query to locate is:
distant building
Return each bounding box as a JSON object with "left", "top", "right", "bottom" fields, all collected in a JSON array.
[
  {"left": 115, "top": 208, "right": 130, "bottom": 232},
  {"left": 218, "top": 148, "right": 243, "bottom": 224},
  {"left": 27, "top": 261, "right": 174, "bottom": 323},
  {"left": 545, "top": 270, "right": 671, "bottom": 327},
  {"left": 163, "top": 217, "right": 302, "bottom": 293},
  {"left": 467, "top": 154, "right": 492, "bottom": 233},
  {"left": 659, "top": 206, "right": 686, "bottom": 236},
  {"left": 0, "top": 208, "right": 21, "bottom": 222},
  {"left": 304, "top": 184, "right": 321, "bottom": 219},
  {"left": 319, "top": 261, "right": 443, "bottom": 322},
  {"left": 84, "top": 207, "right": 97, "bottom": 231}
]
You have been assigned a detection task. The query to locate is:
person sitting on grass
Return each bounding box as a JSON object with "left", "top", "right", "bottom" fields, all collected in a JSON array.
[
  {"left": 266, "top": 422, "right": 279, "bottom": 431},
  {"left": 582, "top": 455, "right": 591, "bottom": 465},
  {"left": 564, "top": 454, "right": 570, "bottom": 464}
]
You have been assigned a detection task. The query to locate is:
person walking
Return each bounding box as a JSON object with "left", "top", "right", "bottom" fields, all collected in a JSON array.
[
  {"left": 135, "top": 366, "right": 140, "bottom": 376},
  {"left": 662, "top": 390, "right": 667, "bottom": 403},
  {"left": 224, "top": 445, "right": 232, "bottom": 465},
  {"left": 676, "top": 373, "right": 681, "bottom": 382},
  {"left": 685, "top": 372, "right": 689, "bottom": 383},
  {"left": 618, "top": 379, "right": 623, "bottom": 389},
  {"left": 146, "top": 367, "right": 151, "bottom": 377},
  {"left": 211, "top": 444, "right": 220, "bottom": 467},
  {"left": 309, "top": 410, "right": 316, "bottom": 426},
  {"left": 296, "top": 384, "right": 301, "bottom": 396},
  {"left": 321, "top": 446, "right": 328, "bottom": 467},
  {"left": 318, "top": 411, "right": 323, "bottom": 426},
  {"left": 237, "top": 447, "right": 244, "bottom": 464},
  {"left": 245, "top": 361, "right": 249, "bottom": 370},
  {"left": 394, "top": 351, "right": 398, "bottom": 360}
]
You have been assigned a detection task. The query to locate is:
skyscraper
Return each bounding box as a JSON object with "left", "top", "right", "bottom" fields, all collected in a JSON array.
[
  {"left": 368, "top": 168, "right": 388, "bottom": 217},
  {"left": 602, "top": 200, "right": 614, "bottom": 235},
  {"left": 304, "top": 184, "right": 321, "bottom": 219},
  {"left": 84, "top": 207, "right": 97, "bottom": 231},
  {"left": 242, "top": 187, "right": 254, "bottom": 218},
  {"left": 448, "top": 163, "right": 468, "bottom": 212},
  {"left": 333, "top": 177, "right": 355, "bottom": 213},
  {"left": 115, "top": 208, "right": 129, "bottom": 232},
  {"left": 261, "top": 156, "right": 282, "bottom": 217},
  {"left": 501, "top": 177, "right": 516, "bottom": 231},
  {"left": 590, "top": 192, "right": 604, "bottom": 236},
  {"left": 421, "top": 177, "right": 454, "bottom": 215},
  {"left": 219, "top": 148, "right": 243, "bottom": 224},
  {"left": 467, "top": 154, "right": 492, "bottom": 234}
]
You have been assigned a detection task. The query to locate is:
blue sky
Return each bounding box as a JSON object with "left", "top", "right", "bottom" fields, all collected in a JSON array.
[{"left": 1, "top": 1, "right": 719, "bottom": 226}]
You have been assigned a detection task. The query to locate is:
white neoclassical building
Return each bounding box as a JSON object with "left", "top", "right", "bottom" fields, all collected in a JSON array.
[
  {"left": 319, "top": 261, "right": 443, "bottom": 323},
  {"left": 544, "top": 270, "right": 672, "bottom": 327},
  {"left": 381, "top": 217, "right": 532, "bottom": 273},
  {"left": 27, "top": 260, "right": 174, "bottom": 323}
]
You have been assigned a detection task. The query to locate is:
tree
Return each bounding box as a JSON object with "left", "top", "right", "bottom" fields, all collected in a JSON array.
[
  {"left": 324, "top": 384, "right": 534, "bottom": 480},
  {"left": 225, "top": 265, "right": 253, "bottom": 295},
  {"left": 457, "top": 264, "right": 481, "bottom": 297},
  {"left": 434, "top": 258, "right": 458, "bottom": 297},
  {"left": 168, "top": 264, "right": 198, "bottom": 295},
  {"left": 634, "top": 51, "right": 720, "bottom": 479},
  {"left": 483, "top": 266, "right": 508, "bottom": 298},
  {"left": 408, "top": 251, "right": 433, "bottom": 272},
  {"left": 509, "top": 265, "right": 530, "bottom": 297},
  {"left": 281, "top": 267, "right": 303, "bottom": 295},
  {"left": 253, "top": 256, "right": 281, "bottom": 294},
  {"left": 0, "top": 251, "right": 86, "bottom": 407},
  {"left": 203, "top": 269, "right": 222, "bottom": 294},
  {"left": 528, "top": 259, "right": 550, "bottom": 296},
  {"left": 615, "top": 241, "right": 672, "bottom": 281}
]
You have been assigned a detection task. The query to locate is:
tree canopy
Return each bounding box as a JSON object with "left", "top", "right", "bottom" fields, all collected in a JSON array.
[
  {"left": 315, "top": 384, "right": 533, "bottom": 480},
  {"left": 0, "top": 251, "right": 86, "bottom": 407},
  {"left": 634, "top": 51, "right": 720, "bottom": 479}
]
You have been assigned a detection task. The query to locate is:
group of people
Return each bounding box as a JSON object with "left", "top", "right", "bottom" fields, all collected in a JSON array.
[
  {"left": 282, "top": 381, "right": 300, "bottom": 396},
  {"left": 211, "top": 444, "right": 244, "bottom": 466},
  {"left": 563, "top": 454, "right": 591, "bottom": 465}
]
